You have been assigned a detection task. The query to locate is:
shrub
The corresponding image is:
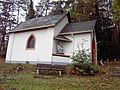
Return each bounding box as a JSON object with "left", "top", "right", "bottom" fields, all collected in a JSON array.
[
  {"left": 66, "top": 64, "right": 78, "bottom": 75},
  {"left": 77, "top": 63, "right": 99, "bottom": 75},
  {"left": 71, "top": 41, "right": 92, "bottom": 64},
  {"left": 67, "top": 40, "right": 99, "bottom": 76},
  {"left": 67, "top": 63, "right": 99, "bottom": 75},
  {"left": 0, "top": 74, "right": 14, "bottom": 83}
]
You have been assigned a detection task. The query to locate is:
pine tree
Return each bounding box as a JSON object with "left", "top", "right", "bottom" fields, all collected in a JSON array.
[
  {"left": 94, "top": 0, "right": 115, "bottom": 60},
  {"left": 111, "top": 0, "right": 120, "bottom": 58},
  {"left": 26, "top": 0, "right": 35, "bottom": 20},
  {"left": 112, "top": 0, "right": 120, "bottom": 20},
  {"left": 62, "top": 0, "right": 95, "bottom": 22}
]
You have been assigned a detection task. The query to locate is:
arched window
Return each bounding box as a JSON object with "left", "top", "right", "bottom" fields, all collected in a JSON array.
[{"left": 26, "top": 34, "right": 36, "bottom": 49}]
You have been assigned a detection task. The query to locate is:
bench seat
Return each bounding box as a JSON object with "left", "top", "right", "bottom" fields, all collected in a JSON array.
[{"left": 36, "top": 64, "right": 66, "bottom": 76}]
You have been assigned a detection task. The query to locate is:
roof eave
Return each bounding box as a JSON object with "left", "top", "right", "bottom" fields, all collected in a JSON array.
[
  {"left": 54, "top": 38, "right": 72, "bottom": 42},
  {"left": 9, "top": 24, "right": 55, "bottom": 33},
  {"left": 60, "top": 30, "right": 93, "bottom": 35}
]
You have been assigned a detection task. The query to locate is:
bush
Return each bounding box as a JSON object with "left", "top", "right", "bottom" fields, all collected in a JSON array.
[
  {"left": 67, "top": 63, "right": 99, "bottom": 75},
  {"left": 66, "top": 64, "right": 77, "bottom": 75},
  {"left": 77, "top": 63, "right": 99, "bottom": 75},
  {"left": 67, "top": 40, "right": 99, "bottom": 76},
  {"left": 0, "top": 74, "right": 14, "bottom": 83}
]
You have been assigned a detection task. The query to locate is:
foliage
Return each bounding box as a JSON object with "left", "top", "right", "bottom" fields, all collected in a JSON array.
[
  {"left": 77, "top": 63, "right": 99, "bottom": 75},
  {"left": 67, "top": 63, "right": 99, "bottom": 76},
  {"left": 94, "top": 0, "right": 115, "bottom": 60},
  {"left": 111, "top": 0, "right": 120, "bottom": 59},
  {"left": 26, "top": 0, "right": 36, "bottom": 20},
  {"left": 70, "top": 0, "right": 95, "bottom": 22},
  {"left": 71, "top": 42, "right": 91, "bottom": 64},
  {"left": 67, "top": 41, "right": 99, "bottom": 75},
  {"left": 95, "top": 19, "right": 114, "bottom": 60},
  {"left": 36, "top": 0, "right": 95, "bottom": 21},
  {"left": 111, "top": 0, "right": 120, "bottom": 20},
  {"left": 0, "top": 74, "right": 14, "bottom": 83}
]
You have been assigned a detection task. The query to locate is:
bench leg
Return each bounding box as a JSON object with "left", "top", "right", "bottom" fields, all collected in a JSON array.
[
  {"left": 37, "top": 69, "right": 40, "bottom": 75},
  {"left": 59, "top": 71, "right": 62, "bottom": 76}
]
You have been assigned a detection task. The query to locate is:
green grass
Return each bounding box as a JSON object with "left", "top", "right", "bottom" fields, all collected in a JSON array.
[
  {"left": 0, "top": 58, "right": 120, "bottom": 90},
  {"left": 2, "top": 73, "right": 120, "bottom": 90}
]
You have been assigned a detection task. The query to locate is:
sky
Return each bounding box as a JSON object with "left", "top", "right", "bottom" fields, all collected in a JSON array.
[{"left": 33, "top": 0, "right": 39, "bottom": 6}]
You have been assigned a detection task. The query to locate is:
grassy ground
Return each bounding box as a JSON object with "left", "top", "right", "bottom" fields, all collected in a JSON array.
[{"left": 0, "top": 58, "right": 120, "bottom": 90}]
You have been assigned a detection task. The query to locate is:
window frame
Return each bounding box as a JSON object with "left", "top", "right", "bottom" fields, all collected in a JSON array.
[{"left": 26, "top": 34, "right": 36, "bottom": 50}]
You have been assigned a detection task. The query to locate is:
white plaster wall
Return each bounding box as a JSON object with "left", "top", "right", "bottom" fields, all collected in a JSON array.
[
  {"left": 52, "top": 56, "right": 72, "bottom": 65},
  {"left": 6, "top": 33, "right": 15, "bottom": 61},
  {"left": 63, "top": 33, "right": 92, "bottom": 56},
  {"left": 6, "top": 27, "right": 54, "bottom": 64}
]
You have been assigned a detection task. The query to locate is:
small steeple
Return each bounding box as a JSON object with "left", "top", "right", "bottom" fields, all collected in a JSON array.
[{"left": 54, "top": 1, "right": 64, "bottom": 15}]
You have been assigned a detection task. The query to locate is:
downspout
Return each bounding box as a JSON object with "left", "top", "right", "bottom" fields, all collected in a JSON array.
[
  {"left": 91, "top": 31, "right": 93, "bottom": 63},
  {"left": 51, "top": 28, "right": 54, "bottom": 65},
  {"left": 51, "top": 39, "right": 53, "bottom": 65},
  {"left": 71, "top": 33, "right": 75, "bottom": 53}
]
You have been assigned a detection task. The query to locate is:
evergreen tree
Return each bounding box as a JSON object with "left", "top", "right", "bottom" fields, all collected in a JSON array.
[
  {"left": 94, "top": 0, "right": 115, "bottom": 60},
  {"left": 26, "top": 0, "right": 35, "bottom": 20},
  {"left": 112, "top": 0, "right": 120, "bottom": 20},
  {"left": 71, "top": 0, "right": 95, "bottom": 22},
  {"left": 59, "top": 0, "right": 95, "bottom": 22},
  {"left": 111, "top": 0, "right": 120, "bottom": 59}
]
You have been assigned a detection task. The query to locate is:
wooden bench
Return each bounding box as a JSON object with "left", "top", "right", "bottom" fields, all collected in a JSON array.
[{"left": 36, "top": 64, "right": 66, "bottom": 76}]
